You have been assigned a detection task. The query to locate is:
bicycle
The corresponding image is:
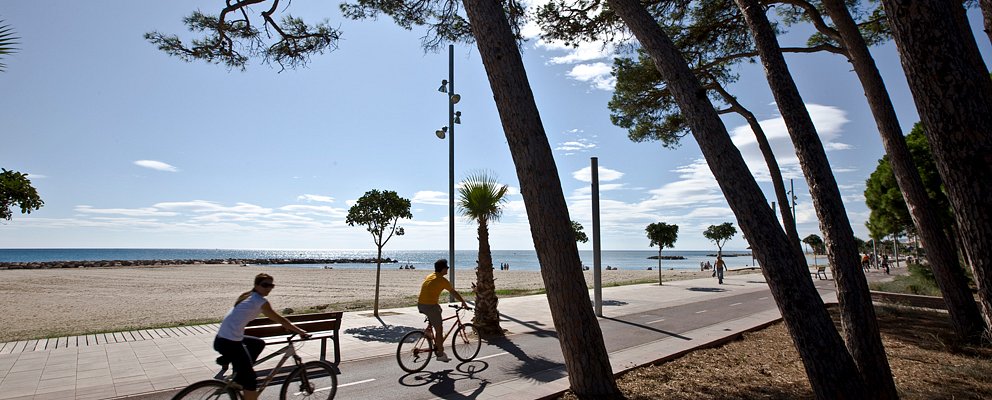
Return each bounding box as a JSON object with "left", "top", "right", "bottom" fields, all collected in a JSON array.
[
  {"left": 396, "top": 305, "right": 481, "bottom": 373},
  {"left": 172, "top": 333, "right": 338, "bottom": 400}
]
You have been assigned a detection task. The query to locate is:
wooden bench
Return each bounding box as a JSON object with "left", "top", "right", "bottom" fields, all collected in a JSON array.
[
  {"left": 812, "top": 265, "right": 827, "bottom": 280},
  {"left": 244, "top": 311, "right": 343, "bottom": 365}
]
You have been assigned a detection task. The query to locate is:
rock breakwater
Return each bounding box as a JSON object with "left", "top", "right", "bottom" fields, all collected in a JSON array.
[{"left": 0, "top": 257, "right": 398, "bottom": 270}]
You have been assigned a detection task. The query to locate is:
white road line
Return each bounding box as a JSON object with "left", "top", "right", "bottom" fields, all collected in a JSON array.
[
  {"left": 475, "top": 352, "right": 509, "bottom": 361},
  {"left": 695, "top": 310, "right": 707, "bottom": 314},
  {"left": 759, "top": 297, "right": 769, "bottom": 300},
  {"left": 338, "top": 378, "right": 376, "bottom": 389},
  {"left": 730, "top": 302, "right": 743, "bottom": 306},
  {"left": 646, "top": 319, "right": 665, "bottom": 324}
]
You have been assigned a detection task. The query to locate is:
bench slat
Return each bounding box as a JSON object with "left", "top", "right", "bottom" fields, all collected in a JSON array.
[
  {"left": 245, "top": 320, "right": 338, "bottom": 337},
  {"left": 246, "top": 311, "right": 343, "bottom": 327}
]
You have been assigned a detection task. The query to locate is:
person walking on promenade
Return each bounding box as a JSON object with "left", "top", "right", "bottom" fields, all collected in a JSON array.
[
  {"left": 882, "top": 254, "right": 890, "bottom": 275},
  {"left": 861, "top": 254, "right": 871, "bottom": 272},
  {"left": 715, "top": 256, "right": 727, "bottom": 284},
  {"left": 417, "top": 259, "right": 468, "bottom": 362},
  {"left": 214, "top": 273, "right": 310, "bottom": 400}
]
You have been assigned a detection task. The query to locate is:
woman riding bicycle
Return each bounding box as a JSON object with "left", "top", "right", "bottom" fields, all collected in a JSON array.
[{"left": 215, "top": 273, "right": 310, "bottom": 400}]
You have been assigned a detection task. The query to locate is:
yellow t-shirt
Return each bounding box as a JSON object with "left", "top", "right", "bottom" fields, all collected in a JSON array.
[{"left": 418, "top": 272, "right": 451, "bottom": 305}]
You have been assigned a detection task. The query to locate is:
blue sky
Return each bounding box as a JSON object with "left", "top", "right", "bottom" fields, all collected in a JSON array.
[{"left": 2, "top": 2, "right": 989, "bottom": 251}]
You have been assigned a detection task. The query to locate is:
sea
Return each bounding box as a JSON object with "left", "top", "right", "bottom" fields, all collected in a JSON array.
[{"left": 0, "top": 248, "right": 775, "bottom": 271}]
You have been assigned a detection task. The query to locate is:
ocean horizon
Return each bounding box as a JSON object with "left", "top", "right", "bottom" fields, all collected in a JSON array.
[{"left": 0, "top": 248, "right": 778, "bottom": 271}]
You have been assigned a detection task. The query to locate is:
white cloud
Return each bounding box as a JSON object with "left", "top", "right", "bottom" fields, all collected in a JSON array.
[
  {"left": 573, "top": 166, "right": 625, "bottom": 182},
  {"left": 74, "top": 205, "right": 178, "bottom": 217},
  {"left": 134, "top": 160, "right": 178, "bottom": 172},
  {"left": 153, "top": 200, "right": 272, "bottom": 214},
  {"left": 547, "top": 42, "right": 616, "bottom": 65},
  {"left": 567, "top": 63, "right": 616, "bottom": 91},
  {"left": 555, "top": 139, "right": 598, "bottom": 152},
  {"left": 279, "top": 205, "right": 347, "bottom": 217},
  {"left": 412, "top": 191, "right": 448, "bottom": 206},
  {"left": 728, "top": 104, "right": 852, "bottom": 181},
  {"left": 297, "top": 194, "right": 335, "bottom": 203}
]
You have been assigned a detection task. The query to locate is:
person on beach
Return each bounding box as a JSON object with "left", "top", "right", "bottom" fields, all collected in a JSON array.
[
  {"left": 418, "top": 259, "right": 468, "bottom": 362},
  {"left": 715, "top": 256, "right": 727, "bottom": 284},
  {"left": 215, "top": 273, "right": 310, "bottom": 400}
]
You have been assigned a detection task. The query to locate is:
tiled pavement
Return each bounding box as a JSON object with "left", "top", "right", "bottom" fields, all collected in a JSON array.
[{"left": 0, "top": 270, "right": 849, "bottom": 399}]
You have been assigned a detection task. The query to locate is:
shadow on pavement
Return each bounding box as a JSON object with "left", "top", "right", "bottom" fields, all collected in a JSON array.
[
  {"left": 397, "top": 363, "right": 491, "bottom": 399},
  {"left": 686, "top": 287, "right": 728, "bottom": 292},
  {"left": 600, "top": 316, "right": 692, "bottom": 340},
  {"left": 602, "top": 299, "right": 629, "bottom": 307},
  {"left": 486, "top": 335, "right": 566, "bottom": 382},
  {"left": 344, "top": 325, "right": 420, "bottom": 342}
]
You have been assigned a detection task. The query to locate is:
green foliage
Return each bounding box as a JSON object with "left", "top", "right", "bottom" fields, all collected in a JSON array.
[
  {"left": 340, "top": 0, "right": 527, "bottom": 51},
  {"left": 457, "top": 171, "right": 508, "bottom": 226},
  {"left": 0, "top": 20, "right": 18, "bottom": 72},
  {"left": 345, "top": 189, "right": 412, "bottom": 248},
  {"left": 145, "top": 4, "right": 340, "bottom": 71},
  {"left": 572, "top": 220, "right": 589, "bottom": 243},
  {"left": 775, "top": 0, "right": 891, "bottom": 48},
  {"left": 1, "top": 169, "right": 44, "bottom": 221},
  {"left": 870, "top": 262, "right": 943, "bottom": 296},
  {"left": 703, "top": 222, "right": 737, "bottom": 253},
  {"left": 802, "top": 234, "right": 825, "bottom": 254},
  {"left": 646, "top": 222, "right": 678, "bottom": 249},
  {"left": 864, "top": 123, "right": 949, "bottom": 238}
]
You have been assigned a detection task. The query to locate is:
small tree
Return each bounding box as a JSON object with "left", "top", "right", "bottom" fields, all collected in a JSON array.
[
  {"left": 345, "top": 189, "right": 411, "bottom": 317},
  {"left": 458, "top": 171, "right": 508, "bottom": 336},
  {"left": 646, "top": 222, "right": 678, "bottom": 285},
  {"left": 571, "top": 220, "right": 589, "bottom": 243},
  {"left": 803, "top": 234, "right": 825, "bottom": 266},
  {"left": 1, "top": 169, "right": 44, "bottom": 221},
  {"left": 703, "top": 222, "right": 737, "bottom": 257}
]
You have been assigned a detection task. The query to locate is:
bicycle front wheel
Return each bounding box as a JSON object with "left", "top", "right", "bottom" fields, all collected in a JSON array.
[
  {"left": 452, "top": 323, "right": 481, "bottom": 361},
  {"left": 397, "top": 330, "right": 433, "bottom": 373},
  {"left": 281, "top": 360, "right": 338, "bottom": 400},
  {"left": 171, "top": 379, "right": 236, "bottom": 400}
]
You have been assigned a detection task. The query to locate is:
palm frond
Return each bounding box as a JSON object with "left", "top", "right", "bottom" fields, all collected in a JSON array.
[
  {"left": 457, "top": 171, "right": 509, "bottom": 224},
  {"left": 0, "top": 20, "right": 20, "bottom": 72}
]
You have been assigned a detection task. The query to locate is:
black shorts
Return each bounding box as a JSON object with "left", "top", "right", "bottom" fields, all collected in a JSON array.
[
  {"left": 417, "top": 303, "right": 443, "bottom": 331},
  {"left": 214, "top": 336, "right": 265, "bottom": 391}
]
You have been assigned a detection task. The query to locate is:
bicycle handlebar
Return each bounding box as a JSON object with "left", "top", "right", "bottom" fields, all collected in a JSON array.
[{"left": 448, "top": 304, "right": 473, "bottom": 311}]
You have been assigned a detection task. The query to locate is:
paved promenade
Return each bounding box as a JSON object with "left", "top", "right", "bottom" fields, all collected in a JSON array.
[{"left": 0, "top": 270, "right": 845, "bottom": 400}]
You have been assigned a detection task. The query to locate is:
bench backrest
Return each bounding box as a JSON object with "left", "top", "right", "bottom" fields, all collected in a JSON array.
[{"left": 244, "top": 311, "right": 343, "bottom": 338}]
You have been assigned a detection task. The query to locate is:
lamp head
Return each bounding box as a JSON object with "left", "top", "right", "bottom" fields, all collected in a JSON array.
[
  {"left": 438, "top": 80, "right": 448, "bottom": 93},
  {"left": 450, "top": 93, "right": 461, "bottom": 104},
  {"left": 454, "top": 111, "right": 462, "bottom": 124},
  {"left": 435, "top": 126, "right": 448, "bottom": 139}
]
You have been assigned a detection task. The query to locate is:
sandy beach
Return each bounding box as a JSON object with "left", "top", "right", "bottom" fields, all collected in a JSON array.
[{"left": 0, "top": 264, "right": 727, "bottom": 341}]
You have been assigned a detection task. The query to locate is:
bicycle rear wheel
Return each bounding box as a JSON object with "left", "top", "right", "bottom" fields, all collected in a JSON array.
[
  {"left": 281, "top": 360, "right": 338, "bottom": 400},
  {"left": 396, "top": 330, "right": 433, "bottom": 373},
  {"left": 452, "top": 323, "right": 481, "bottom": 361},
  {"left": 171, "top": 379, "right": 236, "bottom": 400}
]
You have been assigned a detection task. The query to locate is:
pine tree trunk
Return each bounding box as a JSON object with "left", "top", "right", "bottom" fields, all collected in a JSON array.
[
  {"left": 460, "top": 0, "right": 621, "bottom": 395},
  {"left": 821, "top": 0, "right": 986, "bottom": 341},
  {"left": 978, "top": 0, "right": 992, "bottom": 47},
  {"left": 606, "top": 0, "right": 868, "bottom": 397},
  {"left": 734, "top": 1, "right": 897, "bottom": 397},
  {"left": 657, "top": 248, "right": 662, "bottom": 285},
  {"left": 716, "top": 85, "right": 802, "bottom": 253},
  {"left": 473, "top": 219, "right": 503, "bottom": 336},
  {"left": 882, "top": 0, "right": 992, "bottom": 340}
]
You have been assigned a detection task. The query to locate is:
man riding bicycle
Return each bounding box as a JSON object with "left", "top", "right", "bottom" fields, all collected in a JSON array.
[{"left": 417, "top": 259, "right": 468, "bottom": 362}]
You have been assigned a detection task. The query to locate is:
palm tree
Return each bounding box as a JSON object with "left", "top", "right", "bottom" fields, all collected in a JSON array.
[
  {"left": 457, "top": 171, "right": 508, "bottom": 336},
  {"left": 0, "top": 20, "right": 18, "bottom": 72}
]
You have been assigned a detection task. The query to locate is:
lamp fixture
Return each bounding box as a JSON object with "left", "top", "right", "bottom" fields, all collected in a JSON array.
[
  {"left": 449, "top": 93, "right": 461, "bottom": 104},
  {"left": 435, "top": 126, "right": 448, "bottom": 139},
  {"left": 438, "top": 80, "right": 448, "bottom": 93},
  {"left": 454, "top": 111, "right": 462, "bottom": 124}
]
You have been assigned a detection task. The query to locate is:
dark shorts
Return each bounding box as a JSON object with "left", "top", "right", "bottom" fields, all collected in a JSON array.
[
  {"left": 417, "top": 303, "right": 443, "bottom": 331},
  {"left": 214, "top": 336, "right": 265, "bottom": 391}
]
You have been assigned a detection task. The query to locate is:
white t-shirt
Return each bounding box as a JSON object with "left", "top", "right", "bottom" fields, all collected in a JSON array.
[{"left": 217, "top": 291, "right": 268, "bottom": 341}]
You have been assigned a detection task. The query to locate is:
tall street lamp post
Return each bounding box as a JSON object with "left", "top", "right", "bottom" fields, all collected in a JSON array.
[{"left": 435, "top": 44, "right": 461, "bottom": 301}]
